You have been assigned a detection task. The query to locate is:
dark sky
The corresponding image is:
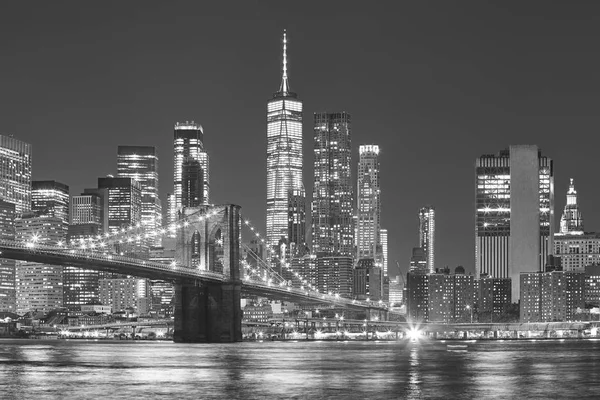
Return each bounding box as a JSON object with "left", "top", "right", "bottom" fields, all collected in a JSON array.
[{"left": 2, "top": 1, "right": 600, "bottom": 276}]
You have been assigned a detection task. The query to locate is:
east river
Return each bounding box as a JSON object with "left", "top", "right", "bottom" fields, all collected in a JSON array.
[{"left": 1, "top": 339, "right": 599, "bottom": 399}]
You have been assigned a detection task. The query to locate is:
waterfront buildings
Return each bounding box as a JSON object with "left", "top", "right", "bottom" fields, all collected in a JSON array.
[
  {"left": 266, "top": 31, "right": 303, "bottom": 253},
  {"left": 353, "top": 258, "right": 383, "bottom": 301},
  {"left": 418, "top": 206, "right": 435, "bottom": 273},
  {"left": 356, "top": 145, "right": 381, "bottom": 262},
  {"left": 173, "top": 121, "right": 209, "bottom": 219},
  {"left": 117, "top": 146, "right": 161, "bottom": 245},
  {"left": 478, "top": 275, "right": 511, "bottom": 316},
  {"left": 0, "top": 135, "right": 31, "bottom": 216},
  {"left": 520, "top": 271, "right": 585, "bottom": 322},
  {"left": 15, "top": 214, "right": 63, "bottom": 314},
  {"left": 585, "top": 265, "right": 600, "bottom": 307},
  {"left": 311, "top": 112, "right": 353, "bottom": 257},
  {"left": 388, "top": 275, "right": 404, "bottom": 306},
  {"left": 475, "top": 145, "right": 554, "bottom": 302},
  {"left": 99, "top": 278, "right": 148, "bottom": 313}
]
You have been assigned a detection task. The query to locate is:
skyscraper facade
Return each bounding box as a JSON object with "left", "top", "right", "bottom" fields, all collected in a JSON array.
[
  {"left": 380, "top": 228, "right": 388, "bottom": 276},
  {"left": 356, "top": 145, "right": 381, "bottom": 261},
  {"left": 311, "top": 112, "right": 353, "bottom": 256},
  {"left": 418, "top": 206, "right": 435, "bottom": 274},
  {"left": 475, "top": 145, "right": 554, "bottom": 302},
  {"left": 97, "top": 177, "right": 142, "bottom": 235},
  {"left": 559, "top": 178, "right": 583, "bottom": 234},
  {"left": 31, "top": 180, "right": 69, "bottom": 237},
  {"left": 70, "top": 193, "right": 104, "bottom": 227},
  {"left": 173, "top": 121, "right": 209, "bottom": 218},
  {"left": 0, "top": 135, "right": 31, "bottom": 216},
  {"left": 266, "top": 31, "right": 303, "bottom": 252},
  {"left": 117, "top": 146, "right": 161, "bottom": 244},
  {"left": 0, "top": 200, "right": 16, "bottom": 312},
  {"left": 287, "top": 188, "right": 306, "bottom": 257},
  {"left": 15, "top": 214, "right": 64, "bottom": 314}
]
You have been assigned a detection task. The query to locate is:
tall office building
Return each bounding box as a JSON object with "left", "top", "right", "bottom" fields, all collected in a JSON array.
[
  {"left": 117, "top": 146, "right": 161, "bottom": 244},
  {"left": 0, "top": 135, "right": 31, "bottom": 216},
  {"left": 419, "top": 206, "right": 435, "bottom": 274},
  {"left": 181, "top": 159, "right": 204, "bottom": 208},
  {"left": 380, "top": 228, "right": 388, "bottom": 276},
  {"left": 266, "top": 30, "right": 303, "bottom": 252},
  {"left": 15, "top": 215, "right": 64, "bottom": 314},
  {"left": 287, "top": 188, "right": 306, "bottom": 257},
  {"left": 173, "top": 121, "right": 209, "bottom": 217},
  {"left": 312, "top": 112, "right": 353, "bottom": 256},
  {"left": 97, "top": 177, "right": 142, "bottom": 235},
  {"left": 31, "top": 180, "right": 69, "bottom": 237},
  {"left": 0, "top": 200, "right": 16, "bottom": 312},
  {"left": 356, "top": 145, "right": 381, "bottom": 262},
  {"left": 559, "top": 178, "right": 583, "bottom": 234},
  {"left": 70, "top": 192, "right": 105, "bottom": 228},
  {"left": 409, "top": 247, "right": 427, "bottom": 273},
  {"left": 475, "top": 145, "right": 554, "bottom": 302}
]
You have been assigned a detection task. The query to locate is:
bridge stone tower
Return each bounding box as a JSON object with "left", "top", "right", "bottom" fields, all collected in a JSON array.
[{"left": 173, "top": 204, "right": 243, "bottom": 343}]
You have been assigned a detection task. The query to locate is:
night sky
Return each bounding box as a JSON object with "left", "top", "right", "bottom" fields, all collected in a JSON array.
[{"left": 2, "top": 1, "right": 600, "bottom": 276}]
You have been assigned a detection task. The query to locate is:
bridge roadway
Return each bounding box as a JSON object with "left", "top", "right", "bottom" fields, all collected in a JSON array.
[{"left": 0, "top": 240, "right": 392, "bottom": 314}]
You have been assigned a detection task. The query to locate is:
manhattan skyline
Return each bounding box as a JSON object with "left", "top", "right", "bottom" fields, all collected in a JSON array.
[{"left": 2, "top": 2, "right": 600, "bottom": 276}]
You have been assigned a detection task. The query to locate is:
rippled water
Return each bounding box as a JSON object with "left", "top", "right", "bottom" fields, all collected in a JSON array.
[{"left": 0, "top": 338, "right": 599, "bottom": 399}]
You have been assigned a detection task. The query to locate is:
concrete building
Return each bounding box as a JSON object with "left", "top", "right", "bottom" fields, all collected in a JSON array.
[
  {"left": 475, "top": 145, "right": 554, "bottom": 302},
  {"left": 559, "top": 178, "right": 583, "bottom": 234},
  {"left": 388, "top": 275, "right": 404, "bottom": 306},
  {"left": 266, "top": 31, "right": 303, "bottom": 252},
  {"left": 286, "top": 188, "right": 306, "bottom": 260},
  {"left": 352, "top": 258, "right": 383, "bottom": 301},
  {"left": 409, "top": 247, "right": 427, "bottom": 273},
  {"left": 419, "top": 206, "right": 435, "bottom": 273},
  {"left": 380, "top": 228, "right": 388, "bottom": 276},
  {"left": 428, "top": 273, "right": 455, "bottom": 323},
  {"left": 406, "top": 273, "right": 429, "bottom": 322},
  {"left": 520, "top": 271, "right": 585, "bottom": 322},
  {"left": 478, "top": 275, "right": 511, "bottom": 316},
  {"left": 316, "top": 256, "right": 353, "bottom": 298},
  {"left": 243, "top": 303, "right": 274, "bottom": 323},
  {"left": 15, "top": 215, "right": 64, "bottom": 314},
  {"left": 554, "top": 233, "right": 600, "bottom": 272},
  {"left": 99, "top": 278, "right": 148, "bottom": 313},
  {"left": 585, "top": 265, "right": 600, "bottom": 307}
]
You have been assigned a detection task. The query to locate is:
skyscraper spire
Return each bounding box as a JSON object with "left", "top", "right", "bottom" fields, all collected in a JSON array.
[
  {"left": 560, "top": 178, "right": 584, "bottom": 234},
  {"left": 280, "top": 29, "right": 289, "bottom": 94}
]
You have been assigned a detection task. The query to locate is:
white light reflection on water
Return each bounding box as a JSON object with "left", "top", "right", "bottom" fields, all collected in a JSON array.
[{"left": 0, "top": 339, "right": 599, "bottom": 399}]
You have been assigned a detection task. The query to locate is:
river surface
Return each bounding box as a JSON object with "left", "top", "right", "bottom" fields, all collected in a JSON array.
[{"left": 0, "top": 338, "right": 599, "bottom": 399}]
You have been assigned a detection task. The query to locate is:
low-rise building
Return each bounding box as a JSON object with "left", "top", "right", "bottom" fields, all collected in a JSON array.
[{"left": 520, "top": 271, "right": 585, "bottom": 322}]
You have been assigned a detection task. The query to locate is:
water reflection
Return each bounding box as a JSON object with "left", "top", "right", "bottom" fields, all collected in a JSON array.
[{"left": 0, "top": 339, "right": 599, "bottom": 399}]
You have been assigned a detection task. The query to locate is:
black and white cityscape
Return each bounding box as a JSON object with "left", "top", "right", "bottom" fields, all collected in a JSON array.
[{"left": 2, "top": 2, "right": 600, "bottom": 399}]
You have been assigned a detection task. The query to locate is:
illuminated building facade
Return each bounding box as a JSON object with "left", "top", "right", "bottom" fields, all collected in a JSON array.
[
  {"left": 99, "top": 278, "right": 146, "bottom": 313},
  {"left": 585, "top": 265, "right": 600, "bottom": 307},
  {"left": 418, "top": 206, "right": 435, "bottom": 274},
  {"left": 70, "top": 193, "right": 105, "bottom": 228},
  {"left": 181, "top": 159, "right": 204, "bottom": 208},
  {"left": 15, "top": 215, "right": 63, "bottom": 314},
  {"left": 409, "top": 247, "right": 427, "bottom": 273},
  {"left": 287, "top": 188, "right": 307, "bottom": 258},
  {"left": 173, "top": 121, "right": 209, "bottom": 218},
  {"left": 475, "top": 145, "right": 554, "bottom": 302},
  {"left": 478, "top": 275, "right": 511, "bottom": 316},
  {"left": 97, "top": 177, "right": 142, "bottom": 235},
  {"left": 31, "top": 180, "right": 69, "bottom": 237},
  {"left": 560, "top": 178, "right": 583, "bottom": 234},
  {"left": 0, "top": 200, "right": 16, "bottom": 312},
  {"left": 266, "top": 31, "right": 303, "bottom": 252},
  {"left": 312, "top": 112, "right": 353, "bottom": 256},
  {"left": 353, "top": 258, "right": 383, "bottom": 301},
  {"left": 520, "top": 271, "right": 585, "bottom": 322},
  {"left": 554, "top": 233, "right": 600, "bottom": 272},
  {"left": 117, "top": 146, "right": 161, "bottom": 245},
  {"left": 316, "top": 256, "right": 353, "bottom": 298},
  {"left": 380, "top": 228, "right": 388, "bottom": 276},
  {"left": 356, "top": 145, "right": 381, "bottom": 262},
  {"left": 0, "top": 135, "right": 31, "bottom": 216}
]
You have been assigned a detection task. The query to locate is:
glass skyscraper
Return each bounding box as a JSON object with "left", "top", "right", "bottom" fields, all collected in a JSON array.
[
  {"left": 266, "top": 30, "right": 303, "bottom": 252},
  {"left": 117, "top": 146, "right": 161, "bottom": 245},
  {"left": 311, "top": 112, "right": 353, "bottom": 257},
  {"left": 356, "top": 145, "right": 381, "bottom": 261},
  {"left": 419, "top": 206, "right": 435, "bottom": 274},
  {"left": 31, "top": 180, "right": 70, "bottom": 237},
  {"left": 475, "top": 145, "right": 554, "bottom": 302},
  {"left": 0, "top": 135, "right": 31, "bottom": 216},
  {"left": 173, "top": 122, "right": 209, "bottom": 217}
]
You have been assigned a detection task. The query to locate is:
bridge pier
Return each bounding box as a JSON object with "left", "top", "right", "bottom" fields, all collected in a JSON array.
[{"left": 173, "top": 281, "right": 242, "bottom": 343}]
